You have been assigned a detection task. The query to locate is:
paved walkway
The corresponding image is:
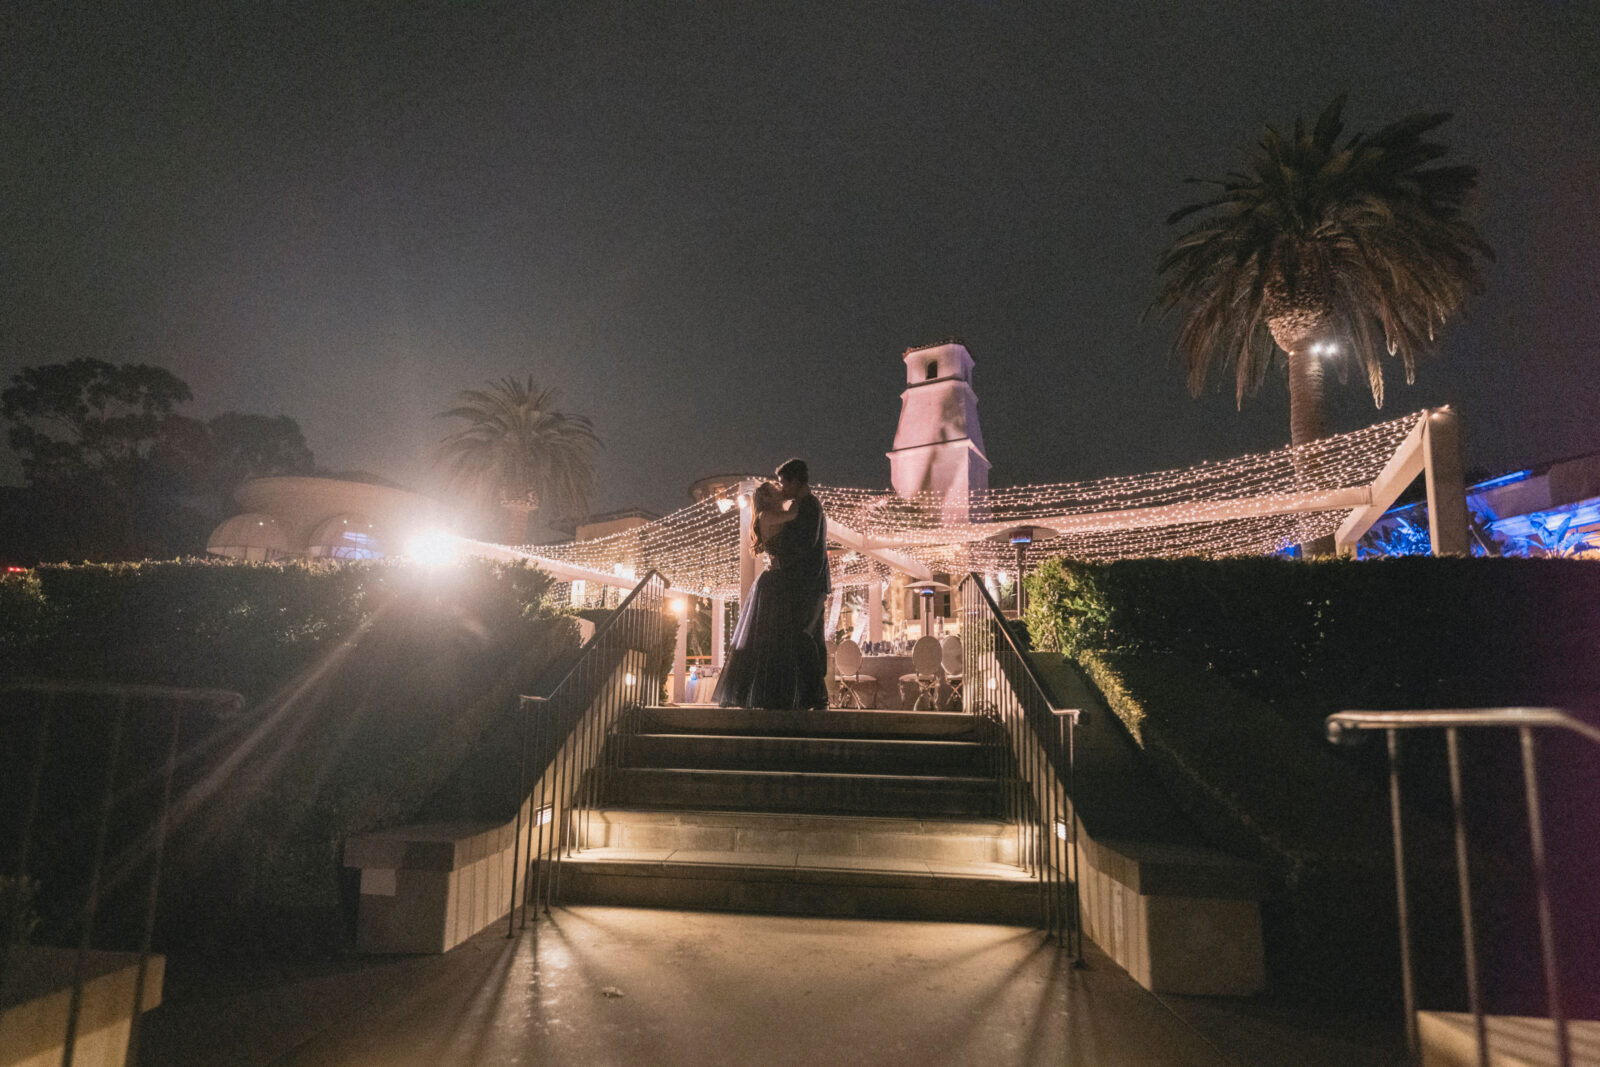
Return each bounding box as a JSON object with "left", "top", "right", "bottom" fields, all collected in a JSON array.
[{"left": 139, "top": 908, "right": 1404, "bottom": 1066}]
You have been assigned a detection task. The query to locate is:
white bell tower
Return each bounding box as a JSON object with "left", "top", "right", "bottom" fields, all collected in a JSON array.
[{"left": 887, "top": 342, "right": 990, "bottom": 502}]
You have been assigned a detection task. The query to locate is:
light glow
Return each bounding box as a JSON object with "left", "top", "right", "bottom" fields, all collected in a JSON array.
[{"left": 404, "top": 530, "right": 460, "bottom": 565}]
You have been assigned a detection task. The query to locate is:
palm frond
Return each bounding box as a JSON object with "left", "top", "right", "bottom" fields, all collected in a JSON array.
[
  {"left": 1155, "top": 96, "right": 1491, "bottom": 412},
  {"left": 434, "top": 376, "right": 603, "bottom": 522}
]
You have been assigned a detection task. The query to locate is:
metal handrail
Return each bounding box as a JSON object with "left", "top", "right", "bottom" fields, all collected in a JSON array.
[
  {"left": 538, "top": 573, "right": 668, "bottom": 698},
  {"left": 1, "top": 682, "right": 244, "bottom": 1067},
  {"left": 958, "top": 573, "right": 1081, "bottom": 959},
  {"left": 507, "top": 570, "right": 668, "bottom": 930},
  {"left": 1329, "top": 706, "right": 1599, "bottom": 743},
  {"left": 1327, "top": 705, "right": 1592, "bottom": 1067},
  {"left": 962, "top": 577, "right": 1072, "bottom": 724},
  {"left": 0, "top": 681, "right": 246, "bottom": 709}
]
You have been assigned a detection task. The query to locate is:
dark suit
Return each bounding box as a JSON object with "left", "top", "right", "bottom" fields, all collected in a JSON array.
[{"left": 765, "top": 492, "right": 830, "bottom": 709}]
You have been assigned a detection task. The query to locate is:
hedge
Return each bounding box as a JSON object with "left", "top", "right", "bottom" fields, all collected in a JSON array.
[
  {"left": 1025, "top": 555, "right": 1600, "bottom": 732},
  {"left": 3, "top": 558, "right": 379, "bottom": 700},
  {"left": 1, "top": 558, "right": 580, "bottom": 952},
  {"left": 1075, "top": 650, "right": 1463, "bottom": 1003},
  {"left": 1027, "top": 556, "right": 1596, "bottom": 1007}
]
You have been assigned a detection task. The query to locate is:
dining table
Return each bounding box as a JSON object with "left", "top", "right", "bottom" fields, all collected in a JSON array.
[{"left": 837, "top": 652, "right": 955, "bottom": 710}]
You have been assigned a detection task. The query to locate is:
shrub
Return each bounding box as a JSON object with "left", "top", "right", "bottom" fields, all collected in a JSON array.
[
  {"left": 1075, "top": 650, "right": 1459, "bottom": 1003},
  {"left": 1026, "top": 555, "right": 1600, "bottom": 731},
  {"left": 0, "top": 557, "right": 579, "bottom": 951},
  {"left": 7, "top": 558, "right": 380, "bottom": 701},
  {"left": 0, "top": 570, "right": 46, "bottom": 675},
  {"left": 1029, "top": 556, "right": 1592, "bottom": 1007}
]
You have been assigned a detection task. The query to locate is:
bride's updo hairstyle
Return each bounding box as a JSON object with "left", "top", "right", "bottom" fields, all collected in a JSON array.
[{"left": 752, "top": 481, "right": 782, "bottom": 512}]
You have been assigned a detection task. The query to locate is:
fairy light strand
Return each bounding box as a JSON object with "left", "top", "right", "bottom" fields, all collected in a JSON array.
[{"left": 512, "top": 412, "right": 1423, "bottom": 598}]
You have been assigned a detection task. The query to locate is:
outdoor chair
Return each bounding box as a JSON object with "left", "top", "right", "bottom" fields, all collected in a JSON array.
[
  {"left": 899, "top": 636, "right": 944, "bottom": 711},
  {"left": 939, "top": 635, "right": 963, "bottom": 710},
  {"left": 833, "top": 639, "right": 879, "bottom": 709}
]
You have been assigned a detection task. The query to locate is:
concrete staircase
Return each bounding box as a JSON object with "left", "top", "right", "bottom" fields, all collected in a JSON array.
[{"left": 558, "top": 706, "right": 1040, "bottom": 923}]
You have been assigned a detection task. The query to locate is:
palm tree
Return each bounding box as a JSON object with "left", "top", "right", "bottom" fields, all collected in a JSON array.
[
  {"left": 437, "top": 378, "right": 602, "bottom": 543},
  {"left": 1156, "top": 94, "right": 1492, "bottom": 453}
]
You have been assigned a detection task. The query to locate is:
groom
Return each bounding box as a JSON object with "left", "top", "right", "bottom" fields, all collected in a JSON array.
[{"left": 765, "top": 458, "right": 830, "bottom": 710}]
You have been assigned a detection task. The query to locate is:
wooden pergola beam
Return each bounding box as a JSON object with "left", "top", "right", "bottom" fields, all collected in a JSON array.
[
  {"left": 823, "top": 516, "right": 935, "bottom": 582},
  {"left": 1333, "top": 413, "right": 1428, "bottom": 554}
]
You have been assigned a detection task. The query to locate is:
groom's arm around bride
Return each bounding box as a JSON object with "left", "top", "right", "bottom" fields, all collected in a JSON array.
[{"left": 767, "top": 459, "right": 831, "bottom": 709}]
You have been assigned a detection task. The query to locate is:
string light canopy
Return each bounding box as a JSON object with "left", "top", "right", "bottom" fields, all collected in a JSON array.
[{"left": 513, "top": 411, "right": 1427, "bottom": 598}]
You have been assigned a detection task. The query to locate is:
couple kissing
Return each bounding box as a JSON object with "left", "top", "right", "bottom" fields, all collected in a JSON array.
[{"left": 712, "top": 458, "right": 831, "bottom": 710}]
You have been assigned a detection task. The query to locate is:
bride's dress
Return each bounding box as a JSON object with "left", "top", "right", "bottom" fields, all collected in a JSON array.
[{"left": 711, "top": 511, "right": 805, "bottom": 709}]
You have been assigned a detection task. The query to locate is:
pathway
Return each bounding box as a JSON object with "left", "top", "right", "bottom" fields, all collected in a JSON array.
[{"left": 139, "top": 907, "right": 1404, "bottom": 1066}]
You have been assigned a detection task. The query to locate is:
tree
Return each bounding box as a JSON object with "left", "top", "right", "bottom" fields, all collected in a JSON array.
[
  {"left": 2, "top": 359, "right": 196, "bottom": 487},
  {"left": 1, "top": 361, "right": 316, "bottom": 562},
  {"left": 1156, "top": 95, "right": 1492, "bottom": 451},
  {"left": 436, "top": 378, "right": 602, "bottom": 544},
  {"left": 196, "top": 413, "right": 315, "bottom": 495}
]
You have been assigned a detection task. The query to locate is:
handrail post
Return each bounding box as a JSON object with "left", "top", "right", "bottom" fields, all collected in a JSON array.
[
  {"left": 1386, "top": 728, "right": 1418, "bottom": 1055},
  {"left": 507, "top": 693, "right": 533, "bottom": 937},
  {"left": 1329, "top": 705, "right": 1593, "bottom": 1065},
  {"left": 64, "top": 694, "right": 128, "bottom": 1065},
  {"left": 527, "top": 697, "right": 551, "bottom": 921},
  {"left": 1519, "top": 727, "right": 1570, "bottom": 1067},
  {"left": 1445, "top": 728, "right": 1488, "bottom": 1067},
  {"left": 127, "top": 701, "right": 182, "bottom": 1066},
  {"left": 1068, "top": 709, "right": 1082, "bottom": 964},
  {"left": 1053, "top": 706, "right": 1082, "bottom": 962}
]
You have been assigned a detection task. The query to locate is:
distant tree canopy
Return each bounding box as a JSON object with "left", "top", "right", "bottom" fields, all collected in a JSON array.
[
  {"left": 2, "top": 360, "right": 196, "bottom": 487},
  {"left": 196, "top": 412, "right": 316, "bottom": 495},
  {"left": 0, "top": 360, "right": 315, "bottom": 564}
]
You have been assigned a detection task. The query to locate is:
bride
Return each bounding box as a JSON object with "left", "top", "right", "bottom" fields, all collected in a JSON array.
[{"left": 712, "top": 481, "right": 803, "bottom": 709}]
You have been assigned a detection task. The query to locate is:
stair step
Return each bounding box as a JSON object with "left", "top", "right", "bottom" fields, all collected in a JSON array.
[
  {"left": 627, "top": 733, "right": 986, "bottom": 775},
  {"left": 602, "top": 767, "right": 1000, "bottom": 818},
  {"left": 578, "top": 808, "right": 1018, "bottom": 865},
  {"left": 638, "top": 706, "right": 980, "bottom": 740},
  {"left": 554, "top": 847, "right": 1040, "bottom": 923}
]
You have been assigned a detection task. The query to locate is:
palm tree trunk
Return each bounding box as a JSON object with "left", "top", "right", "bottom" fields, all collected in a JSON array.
[
  {"left": 502, "top": 504, "right": 531, "bottom": 545},
  {"left": 1286, "top": 345, "right": 1335, "bottom": 557},
  {"left": 1287, "top": 347, "right": 1328, "bottom": 448}
]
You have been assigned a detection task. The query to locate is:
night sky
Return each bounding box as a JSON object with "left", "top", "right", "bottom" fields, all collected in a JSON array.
[{"left": 5, "top": 2, "right": 1598, "bottom": 517}]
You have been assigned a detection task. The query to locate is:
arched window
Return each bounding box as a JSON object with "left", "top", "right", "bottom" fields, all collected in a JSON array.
[
  {"left": 925, "top": 361, "right": 939, "bottom": 380},
  {"left": 206, "top": 513, "right": 290, "bottom": 561},
  {"left": 308, "top": 514, "right": 384, "bottom": 560}
]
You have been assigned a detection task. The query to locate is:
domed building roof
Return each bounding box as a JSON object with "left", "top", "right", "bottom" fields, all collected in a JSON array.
[
  {"left": 207, "top": 476, "right": 447, "bottom": 562},
  {"left": 206, "top": 513, "right": 290, "bottom": 561}
]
